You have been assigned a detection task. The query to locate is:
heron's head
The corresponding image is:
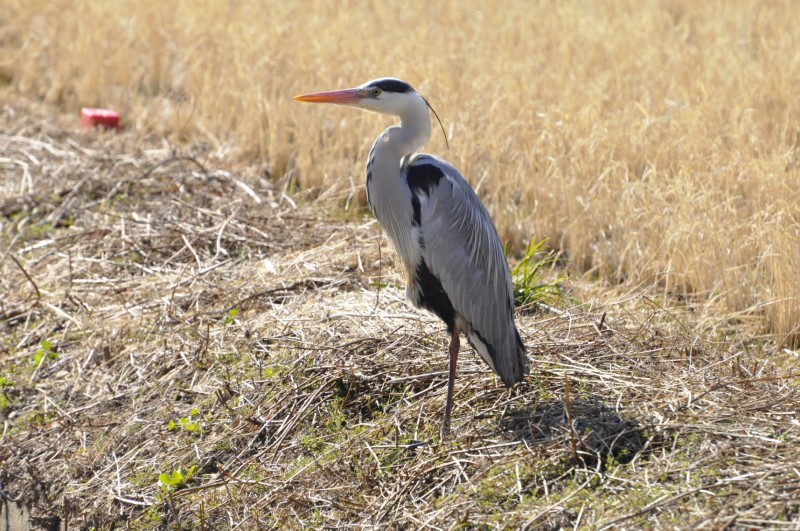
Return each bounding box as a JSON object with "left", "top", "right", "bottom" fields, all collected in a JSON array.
[
  {"left": 293, "top": 78, "right": 421, "bottom": 116},
  {"left": 294, "top": 77, "right": 448, "bottom": 147}
]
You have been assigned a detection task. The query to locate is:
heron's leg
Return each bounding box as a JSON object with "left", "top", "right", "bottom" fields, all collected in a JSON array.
[{"left": 443, "top": 325, "right": 459, "bottom": 434}]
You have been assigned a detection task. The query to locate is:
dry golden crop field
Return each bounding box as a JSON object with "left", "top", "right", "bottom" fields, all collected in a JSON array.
[
  {"left": 2, "top": 0, "right": 799, "bottom": 342},
  {"left": 1, "top": 0, "right": 800, "bottom": 528}
]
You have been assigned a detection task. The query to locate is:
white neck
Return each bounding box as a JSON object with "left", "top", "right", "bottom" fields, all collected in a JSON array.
[
  {"left": 373, "top": 92, "right": 432, "bottom": 160},
  {"left": 397, "top": 94, "right": 432, "bottom": 156},
  {"left": 365, "top": 92, "right": 432, "bottom": 275}
]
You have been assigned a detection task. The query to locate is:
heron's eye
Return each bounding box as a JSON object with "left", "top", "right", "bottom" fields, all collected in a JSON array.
[{"left": 371, "top": 87, "right": 382, "bottom": 97}]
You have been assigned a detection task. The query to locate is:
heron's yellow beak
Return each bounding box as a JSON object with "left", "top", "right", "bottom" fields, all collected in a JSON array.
[{"left": 293, "top": 88, "right": 365, "bottom": 104}]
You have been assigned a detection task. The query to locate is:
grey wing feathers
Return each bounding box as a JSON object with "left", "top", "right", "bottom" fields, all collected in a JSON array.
[{"left": 413, "top": 155, "right": 529, "bottom": 387}]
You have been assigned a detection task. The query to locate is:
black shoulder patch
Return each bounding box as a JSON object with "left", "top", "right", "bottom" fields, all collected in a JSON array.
[
  {"left": 406, "top": 162, "right": 444, "bottom": 227},
  {"left": 369, "top": 78, "right": 414, "bottom": 94},
  {"left": 410, "top": 193, "right": 422, "bottom": 227},
  {"left": 407, "top": 162, "right": 444, "bottom": 196}
]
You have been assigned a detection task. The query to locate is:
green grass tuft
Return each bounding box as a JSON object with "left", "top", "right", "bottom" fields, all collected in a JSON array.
[{"left": 510, "top": 237, "right": 565, "bottom": 309}]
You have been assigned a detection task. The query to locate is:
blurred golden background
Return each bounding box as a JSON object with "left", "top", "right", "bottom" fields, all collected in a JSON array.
[{"left": 2, "top": 0, "right": 798, "bottom": 342}]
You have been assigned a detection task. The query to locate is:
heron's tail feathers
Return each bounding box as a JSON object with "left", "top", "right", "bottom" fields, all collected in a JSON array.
[{"left": 467, "top": 325, "right": 529, "bottom": 389}]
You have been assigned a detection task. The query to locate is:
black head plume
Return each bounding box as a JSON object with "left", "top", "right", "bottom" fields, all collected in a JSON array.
[{"left": 422, "top": 95, "right": 449, "bottom": 150}]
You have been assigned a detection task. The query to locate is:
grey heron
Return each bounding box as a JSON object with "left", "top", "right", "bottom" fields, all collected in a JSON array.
[{"left": 295, "top": 78, "right": 529, "bottom": 432}]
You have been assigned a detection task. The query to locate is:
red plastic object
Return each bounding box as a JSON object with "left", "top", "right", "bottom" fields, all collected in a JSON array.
[{"left": 80, "top": 108, "right": 120, "bottom": 130}]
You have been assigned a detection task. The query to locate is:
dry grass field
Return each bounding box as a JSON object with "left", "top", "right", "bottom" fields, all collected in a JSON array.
[
  {"left": 1, "top": 0, "right": 800, "bottom": 529},
  {"left": 2, "top": 0, "right": 798, "bottom": 342},
  {"left": 2, "top": 90, "right": 799, "bottom": 530}
]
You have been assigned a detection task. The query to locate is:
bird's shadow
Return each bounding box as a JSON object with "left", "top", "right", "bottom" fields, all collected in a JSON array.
[{"left": 497, "top": 396, "right": 648, "bottom": 468}]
